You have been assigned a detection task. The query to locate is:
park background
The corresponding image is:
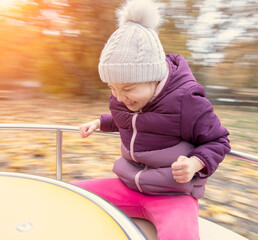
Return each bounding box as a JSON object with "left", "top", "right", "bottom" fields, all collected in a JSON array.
[{"left": 0, "top": 0, "right": 257, "bottom": 239}]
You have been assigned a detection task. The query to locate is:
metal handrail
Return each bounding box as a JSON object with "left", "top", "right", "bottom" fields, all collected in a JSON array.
[{"left": 0, "top": 123, "right": 257, "bottom": 180}]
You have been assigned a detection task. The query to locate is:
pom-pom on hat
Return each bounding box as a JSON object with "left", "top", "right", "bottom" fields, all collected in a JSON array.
[{"left": 98, "top": 0, "right": 167, "bottom": 83}]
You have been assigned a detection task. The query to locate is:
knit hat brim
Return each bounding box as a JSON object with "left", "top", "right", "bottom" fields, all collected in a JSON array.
[{"left": 99, "top": 61, "right": 167, "bottom": 83}]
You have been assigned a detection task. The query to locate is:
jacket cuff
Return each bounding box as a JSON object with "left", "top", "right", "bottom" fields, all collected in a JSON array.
[
  {"left": 189, "top": 152, "right": 209, "bottom": 178},
  {"left": 190, "top": 155, "right": 208, "bottom": 178}
]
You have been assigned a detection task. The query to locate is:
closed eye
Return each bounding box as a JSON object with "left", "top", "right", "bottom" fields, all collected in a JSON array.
[{"left": 123, "top": 86, "right": 135, "bottom": 91}]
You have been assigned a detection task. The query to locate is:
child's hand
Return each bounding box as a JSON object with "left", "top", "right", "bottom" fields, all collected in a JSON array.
[
  {"left": 79, "top": 119, "right": 100, "bottom": 138},
  {"left": 171, "top": 156, "right": 204, "bottom": 183}
]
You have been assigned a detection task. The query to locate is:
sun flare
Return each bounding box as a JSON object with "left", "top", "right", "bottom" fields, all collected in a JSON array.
[{"left": 0, "top": 0, "right": 22, "bottom": 10}]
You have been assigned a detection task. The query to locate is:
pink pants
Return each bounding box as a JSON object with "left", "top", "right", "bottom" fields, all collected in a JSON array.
[{"left": 70, "top": 178, "right": 200, "bottom": 240}]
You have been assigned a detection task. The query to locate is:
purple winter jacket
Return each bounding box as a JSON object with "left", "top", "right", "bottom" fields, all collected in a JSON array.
[{"left": 100, "top": 54, "right": 231, "bottom": 199}]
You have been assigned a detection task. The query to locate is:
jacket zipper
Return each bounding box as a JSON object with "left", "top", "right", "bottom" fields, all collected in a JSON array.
[
  {"left": 130, "top": 114, "right": 138, "bottom": 162},
  {"left": 130, "top": 112, "right": 146, "bottom": 193}
]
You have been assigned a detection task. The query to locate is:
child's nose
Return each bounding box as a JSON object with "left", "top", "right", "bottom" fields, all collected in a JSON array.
[{"left": 117, "top": 92, "right": 126, "bottom": 102}]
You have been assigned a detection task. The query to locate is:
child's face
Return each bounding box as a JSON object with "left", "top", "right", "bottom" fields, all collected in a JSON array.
[{"left": 108, "top": 82, "right": 158, "bottom": 112}]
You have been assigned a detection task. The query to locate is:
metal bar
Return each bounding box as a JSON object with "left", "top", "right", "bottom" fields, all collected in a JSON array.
[
  {"left": 0, "top": 123, "right": 257, "bottom": 181},
  {"left": 0, "top": 123, "right": 119, "bottom": 136},
  {"left": 227, "top": 150, "right": 258, "bottom": 163},
  {"left": 0, "top": 124, "right": 119, "bottom": 180},
  {"left": 56, "top": 129, "right": 62, "bottom": 181},
  {"left": 0, "top": 123, "right": 79, "bottom": 132}
]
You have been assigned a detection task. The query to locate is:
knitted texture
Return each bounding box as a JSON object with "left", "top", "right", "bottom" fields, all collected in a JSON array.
[{"left": 98, "top": 0, "right": 167, "bottom": 83}]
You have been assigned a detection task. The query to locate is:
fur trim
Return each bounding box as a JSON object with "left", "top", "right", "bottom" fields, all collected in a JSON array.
[{"left": 116, "top": 0, "right": 164, "bottom": 30}]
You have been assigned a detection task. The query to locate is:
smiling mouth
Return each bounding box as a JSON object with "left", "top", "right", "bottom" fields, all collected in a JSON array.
[{"left": 126, "top": 102, "right": 136, "bottom": 107}]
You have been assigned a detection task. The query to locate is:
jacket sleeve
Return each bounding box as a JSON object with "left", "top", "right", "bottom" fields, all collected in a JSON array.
[
  {"left": 100, "top": 114, "right": 119, "bottom": 132},
  {"left": 180, "top": 85, "right": 231, "bottom": 178}
]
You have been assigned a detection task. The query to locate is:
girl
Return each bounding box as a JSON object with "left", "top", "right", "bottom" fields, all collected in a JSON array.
[{"left": 72, "top": 0, "right": 231, "bottom": 239}]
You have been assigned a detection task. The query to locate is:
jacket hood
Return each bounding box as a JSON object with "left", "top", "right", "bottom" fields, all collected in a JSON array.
[
  {"left": 166, "top": 54, "right": 196, "bottom": 88},
  {"left": 142, "top": 54, "right": 196, "bottom": 112}
]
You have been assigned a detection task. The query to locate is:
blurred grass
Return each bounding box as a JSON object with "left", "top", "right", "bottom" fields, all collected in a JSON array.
[{"left": 213, "top": 105, "right": 258, "bottom": 156}]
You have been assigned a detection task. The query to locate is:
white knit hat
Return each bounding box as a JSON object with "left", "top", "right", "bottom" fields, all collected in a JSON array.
[{"left": 98, "top": 0, "right": 167, "bottom": 83}]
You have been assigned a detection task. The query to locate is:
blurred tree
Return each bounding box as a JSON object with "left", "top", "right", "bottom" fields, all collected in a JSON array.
[
  {"left": 206, "top": 40, "right": 258, "bottom": 88},
  {"left": 0, "top": 0, "right": 257, "bottom": 99},
  {"left": 0, "top": 0, "right": 121, "bottom": 97},
  {"left": 0, "top": 15, "right": 30, "bottom": 80}
]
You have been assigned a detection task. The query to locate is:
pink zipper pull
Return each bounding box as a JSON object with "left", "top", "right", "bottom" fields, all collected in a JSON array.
[{"left": 130, "top": 113, "right": 138, "bottom": 162}]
